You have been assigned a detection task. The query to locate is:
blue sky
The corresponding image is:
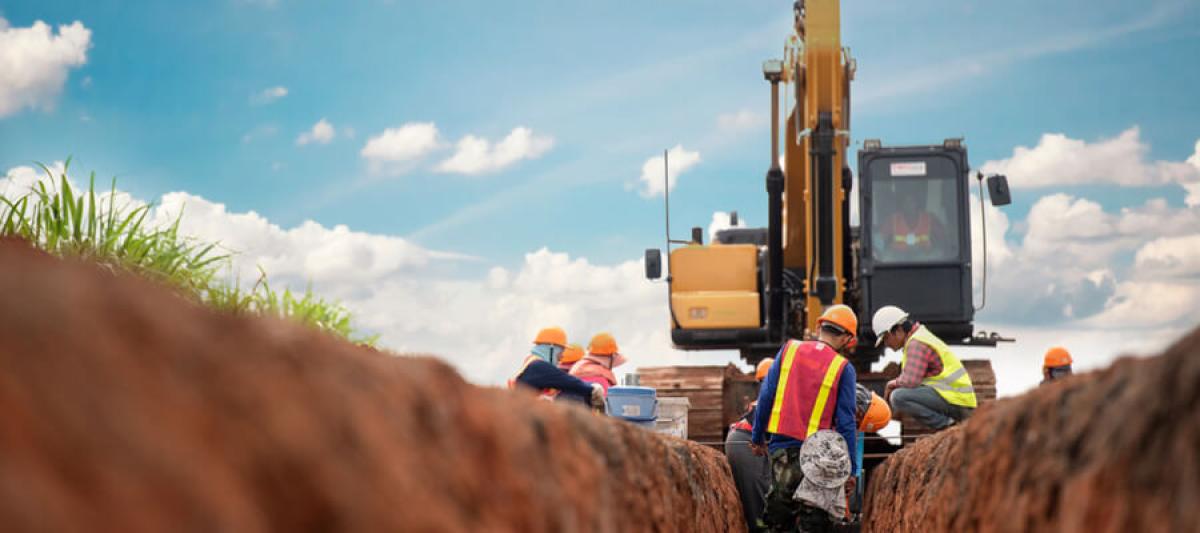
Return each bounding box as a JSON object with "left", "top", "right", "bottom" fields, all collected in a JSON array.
[
  {"left": 5, "top": 0, "right": 1196, "bottom": 265},
  {"left": 2, "top": 0, "right": 1200, "bottom": 391}
]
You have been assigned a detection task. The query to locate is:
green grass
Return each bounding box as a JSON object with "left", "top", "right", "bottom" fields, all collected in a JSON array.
[{"left": 1, "top": 160, "right": 377, "bottom": 345}]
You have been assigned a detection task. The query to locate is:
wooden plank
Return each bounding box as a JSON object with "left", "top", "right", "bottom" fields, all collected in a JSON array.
[
  {"left": 640, "top": 375, "right": 724, "bottom": 391},
  {"left": 654, "top": 389, "right": 723, "bottom": 411},
  {"left": 639, "top": 366, "right": 727, "bottom": 390},
  {"left": 687, "top": 409, "right": 725, "bottom": 440}
]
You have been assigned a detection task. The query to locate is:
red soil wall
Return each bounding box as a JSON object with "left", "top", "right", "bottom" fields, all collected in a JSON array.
[{"left": 0, "top": 241, "right": 744, "bottom": 532}]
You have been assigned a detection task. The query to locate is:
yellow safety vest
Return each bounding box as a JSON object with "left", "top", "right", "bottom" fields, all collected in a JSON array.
[{"left": 901, "top": 326, "right": 977, "bottom": 408}]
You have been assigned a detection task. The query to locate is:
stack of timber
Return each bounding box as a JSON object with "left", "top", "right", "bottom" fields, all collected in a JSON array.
[{"left": 639, "top": 364, "right": 758, "bottom": 448}]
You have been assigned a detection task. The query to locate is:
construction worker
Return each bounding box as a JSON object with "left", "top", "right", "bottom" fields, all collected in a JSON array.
[
  {"left": 510, "top": 327, "right": 603, "bottom": 408},
  {"left": 1041, "top": 346, "right": 1073, "bottom": 384},
  {"left": 726, "top": 357, "right": 774, "bottom": 532},
  {"left": 558, "top": 343, "right": 584, "bottom": 372},
  {"left": 749, "top": 305, "right": 859, "bottom": 533},
  {"left": 855, "top": 385, "right": 891, "bottom": 434},
  {"left": 570, "top": 332, "right": 627, "bottom": 395},
  {"left": 884, "top": 189, "right": 948, "bottom": 259},
  {"left": 875, "top": 305, "right": 977, "bottom": 430}
]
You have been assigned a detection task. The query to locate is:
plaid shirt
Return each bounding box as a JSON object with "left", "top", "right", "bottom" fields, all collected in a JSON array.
[{"left": 895, "top": 324, "right": 943, "bottom": 388}]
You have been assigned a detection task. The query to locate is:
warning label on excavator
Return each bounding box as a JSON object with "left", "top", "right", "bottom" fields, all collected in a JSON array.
[{"left": 890, "top": 162, "right": 927, "bottom": 176}]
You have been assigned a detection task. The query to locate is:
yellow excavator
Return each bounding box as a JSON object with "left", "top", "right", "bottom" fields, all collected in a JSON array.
[{"left": 643, "top": 0, "right": 1012, "bottom": 373}]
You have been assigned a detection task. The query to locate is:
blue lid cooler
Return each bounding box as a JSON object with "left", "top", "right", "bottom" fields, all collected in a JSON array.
[{"left": 606, "top": 386, "right": 658, "bottom": 429}]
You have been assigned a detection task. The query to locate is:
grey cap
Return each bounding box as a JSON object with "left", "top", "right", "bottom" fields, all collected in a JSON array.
[{"left": 793, "top": 430, "right": 851, "bottom": 519}]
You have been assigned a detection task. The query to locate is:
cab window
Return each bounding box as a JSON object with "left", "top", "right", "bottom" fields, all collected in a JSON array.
[{"left": 870, "top": 175, "right": 959, "bottom": 263}]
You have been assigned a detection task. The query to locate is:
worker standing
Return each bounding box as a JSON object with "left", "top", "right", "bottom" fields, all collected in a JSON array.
[
  {"left": 1041, "top": 346, "right": 1073, "bottom": 384},
  {"left": 874, "top": 306, "right": 977, "bottom": 430},
  {"left": 749, "top": 305, "right": 859, "bottom": 533},
  {"left": 570, "top": 332, "right": 627, "bottom": 395},
  {"left": 510, "top": 327, "right": 603, "bottom": 408},
  {"left": 726, "top": 357, "right": 774, "bottom": 532}
]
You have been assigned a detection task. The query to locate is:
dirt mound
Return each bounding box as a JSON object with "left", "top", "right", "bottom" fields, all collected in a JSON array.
[
  {"left": 864, "top": 327, "right": 1200, "bottom": 532},
  {"left": 0, "top": 241, "right": 743, "bottom": 532}
]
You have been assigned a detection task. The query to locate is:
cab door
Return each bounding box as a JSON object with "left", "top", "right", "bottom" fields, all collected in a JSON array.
[{"left": 858, "top": 145, "right": 975, "bottom": 343}]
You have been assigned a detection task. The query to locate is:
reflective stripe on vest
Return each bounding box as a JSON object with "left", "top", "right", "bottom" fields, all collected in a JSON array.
[
  {"left": 891, "top": 213, "right": 932, "bottom": 250},
  {"left": 767, "top": 340, "right": 849, "bottom": 440},
  {"left": 900, "top": 326, "right": 977, "bottom": 408}
]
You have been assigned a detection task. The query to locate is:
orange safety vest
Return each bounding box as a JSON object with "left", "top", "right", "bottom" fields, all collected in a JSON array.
[
  {"left": 507, "top": 355, "right": 559, "bottom": 400},
  {"left": 570, "top": 356, "right": 617, "bottom": 392},
  {"left": 890, "top": 212, "right": 933, "bottom": 250},
  {"left": 766, "top": 340, "right": 849, "bottom": 440}
]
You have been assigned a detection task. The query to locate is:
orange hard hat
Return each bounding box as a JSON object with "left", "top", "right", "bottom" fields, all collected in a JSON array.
[
  {"left": 755, "top": 358, "right": 774, "bottom": 381},
  {"left": 1043, "top": 346, "right": 1072, "bottom": 368},
  {"left": 560, "top": 343, "right": 584, "bottom": 365},
  {"left": 588, "top": 332, "right": 619, "bottom": 355},
  {"left": 859, "top": 392, "right": 892, "bottom": 432},
  {"left": 533, "top": 327, "right": 567, "bottom": 347},
  {"left": 817, "top": 304, "right": 858, "bottom": 336}
]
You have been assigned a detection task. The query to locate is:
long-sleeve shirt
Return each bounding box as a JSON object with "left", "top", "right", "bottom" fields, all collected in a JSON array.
[
  {"left": 515, "top": 359, "right": 595, "bottom": 405},
  {"left": 750, "top": 342, "right": 859, "bottom": 475},
  {"left": 894, "top": 324, "right": 943, "bottom": 388}
]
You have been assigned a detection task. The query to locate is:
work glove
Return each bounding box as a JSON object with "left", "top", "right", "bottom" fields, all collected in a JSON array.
[{"left": 590, "top": 384, "right": 607, "bottom": 415}]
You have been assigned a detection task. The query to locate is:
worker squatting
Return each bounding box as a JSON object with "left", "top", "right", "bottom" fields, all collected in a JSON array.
[{"left": 507, "top": 310, "right": 1074, "bottom": 532}]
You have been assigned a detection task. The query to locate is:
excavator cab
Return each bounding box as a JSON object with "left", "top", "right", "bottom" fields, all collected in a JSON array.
[{"left": 857, "top": 139, "right": 1009, "bottom": 346}]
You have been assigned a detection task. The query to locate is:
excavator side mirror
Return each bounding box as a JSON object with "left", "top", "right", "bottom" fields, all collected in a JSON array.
[
  {"left": 644, "top": 249, "right": 662, "bottom": 280},
  {"left": 987, "top": 175, "right": 1012, "bottom": 206}
]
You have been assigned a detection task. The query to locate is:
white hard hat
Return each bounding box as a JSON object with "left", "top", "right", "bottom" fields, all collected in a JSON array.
[{"left": 872, "top": 305, "right": 909, "bottom": 347}]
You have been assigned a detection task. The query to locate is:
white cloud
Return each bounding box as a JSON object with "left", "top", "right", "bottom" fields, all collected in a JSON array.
[
  {"left": 7, "top": 162, "right": 1200, "bottom": 397},
  {"left": 716, "top": 110, "right": 765, "bottom": 132},
  {"left": 250, "top": 86, "right": 288, "bottom": 105},
  {"left": 149, "top": 192, "right": 469, "bottom": 287},
  {"left": 435, "top": 127, "right": 554, "bottom": 175},
  {"left": 343, "top": 248, "right": 737, "bottom": 384},
  {"left": 980, "top": 127, "right": 1200, "bottom": 191},
  {"left": 708, "top": 211, "right": 747, "bottom": 243},
  {"left": 979, "top": 196, "right": 1155, "bottom": 322},
  {"left": 1185, "top": 140, "right": 1200, "bottom": 207},
  {"left": 3, "top": 162, "right": 732, "bottom": 386},
  {"left": 360, "top": 122, "right": 441, "bottom": 173},
  {"left": 0, "top": 18, "right": 92, "bottom": 118},
  {"left": 974, "top": 190, "right": 1200, "bottom": 327},
  {"left": 638, "top": 145, "right": 700, "bottom": 198},
  {"left": 1134, "top": 234, "right": 1200, "bottom": 280},
  {"left": 296, "top": 118, "right": 335, "bottom": 146}
]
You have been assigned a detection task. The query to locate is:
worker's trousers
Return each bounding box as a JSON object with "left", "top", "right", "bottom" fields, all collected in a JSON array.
[
  {"left": 762, "top": 448, "right": 835, "bottom": 533},
  {"left": 725, "top": 429, "right": 770, "bottom": 531},
  {"left": 891, "top": 386, "right": 973, "bottom": 430}
]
